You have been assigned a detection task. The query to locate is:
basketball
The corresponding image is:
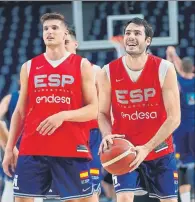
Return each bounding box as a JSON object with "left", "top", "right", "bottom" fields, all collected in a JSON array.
[{"left": 100, "top": 138, "right": 136, "bottom": 175}]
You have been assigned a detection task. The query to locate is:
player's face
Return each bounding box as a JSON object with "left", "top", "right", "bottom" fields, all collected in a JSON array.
[
  {"left": 124, "top": 23, "right": 151, "bottom": 56},
  {"left": 43, "top": 19, "right": 67, "bottom": 47},
  {"left": 65, "top": 34, "right": 78, "bottom": 54}
]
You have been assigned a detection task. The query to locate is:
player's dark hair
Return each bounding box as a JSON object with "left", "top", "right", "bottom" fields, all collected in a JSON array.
[
  {"left": 68, "top": 26, "right": 76, "bottom": 39},
  {"left": 124, "top": 17, "right": 154, "bottom": 50}
]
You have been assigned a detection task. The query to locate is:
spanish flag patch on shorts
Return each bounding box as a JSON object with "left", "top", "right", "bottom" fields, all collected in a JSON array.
[
  {"left": 90, "top": 168, "right": 99, "bottom": 175},
  {"left": 80, "top": 171, "right": 89, "bottom": 179},
  {"left": 173, "top": 171, "right": 178, "bottom": 179}
]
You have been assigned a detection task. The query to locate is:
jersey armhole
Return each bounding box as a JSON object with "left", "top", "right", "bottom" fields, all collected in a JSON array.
[
  {"left": 103, "top": 64, "right": 110, "bottom": 82},
  {"left": 27, "top": 60, "right": 32, "bottom": 78},
  {"left": 159, "top": 59, "right": 173, "bottom": 88}
]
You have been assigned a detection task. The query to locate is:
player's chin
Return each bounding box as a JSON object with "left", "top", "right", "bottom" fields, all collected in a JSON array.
[
  {"left": 126, "top": 49, "right": 138, "bottom": 55},
  {"left": 45, "top": 41, "right": 56, "bottom": 46}
]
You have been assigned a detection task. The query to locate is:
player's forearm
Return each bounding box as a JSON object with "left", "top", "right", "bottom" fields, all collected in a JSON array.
[
  {"left": 98, "top": 112, "right": 112, "bottom": 138},
  {"left": 60, "top": 103, "right": 98, "bottom": 122},
  {"left": 145, "top": 116, "right": 180, "bottom": 152},
  {"left": 171, "top": 55, "right": 184, "bottom": 75},
  {"left": 6, "top": 110, "right": 25, "bottom": 151},
  {"left": 0, "top": 122, "right": 8, "bottom": 150}
]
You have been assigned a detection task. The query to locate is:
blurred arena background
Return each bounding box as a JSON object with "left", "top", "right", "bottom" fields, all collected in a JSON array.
[{"left": 0, "top": 1, "right": 194, "bottom": 202}]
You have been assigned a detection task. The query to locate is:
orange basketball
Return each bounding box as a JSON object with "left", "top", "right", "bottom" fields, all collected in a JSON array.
[{"left": 100, "top": 138, "right": 136, "bottom": 175}]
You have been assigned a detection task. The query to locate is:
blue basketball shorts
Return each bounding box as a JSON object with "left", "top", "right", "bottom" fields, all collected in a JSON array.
[
  {"left": 89, "top": 128, "right": 102, "bottom": 193},
  {"left": 13, "top": 156, "right": 93, "bottom": 201},
  {"left": 112, "top": 153, "right": 178, "bottom": 200},
  {"left": 173, "top": 122, "right": 195, "bottom": 163}
]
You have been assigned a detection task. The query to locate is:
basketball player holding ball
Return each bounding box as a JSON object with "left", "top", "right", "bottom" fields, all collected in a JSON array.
[{"left": 98, "top": 17, "right": 181, "bottom": 202}]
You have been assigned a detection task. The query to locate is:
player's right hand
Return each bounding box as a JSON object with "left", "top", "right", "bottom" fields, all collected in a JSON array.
[
  {"left": 2, "top": 149, "right": 15, "bottom": 177},
  {"left": 98, "top": 134, "right": 125, "bottom": 154}
]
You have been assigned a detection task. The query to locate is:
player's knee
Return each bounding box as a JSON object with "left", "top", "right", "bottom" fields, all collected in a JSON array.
[
  {"left": 117, "top": 192, "right": 134, "bottom": 202},
  {"left": 179, "top": 184, "right": 191, "bottom": 193},
  {"left": 160, "top": 198, "right": 178, "bottom": 202},
  {"left": 15, "top": 197, "right": 34, "bottom": 202}
]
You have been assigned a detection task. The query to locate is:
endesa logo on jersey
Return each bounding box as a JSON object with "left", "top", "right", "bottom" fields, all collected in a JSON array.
[
  {"left": 121, "top": 111, "right": 157, "bottom": 120},
  {"left": 117, "top": 88, "right": 158, "bottom": 120},
  {"left": 36, "top": 94, "right": 71, "bottom": 104}
]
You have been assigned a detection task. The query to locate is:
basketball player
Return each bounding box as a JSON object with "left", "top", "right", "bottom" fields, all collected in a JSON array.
[
  {"left": 65, "top": 26, "right": 102, "bottom": 196},
  {"left": 167, "top": 46, "right": 195, "bottom": 202},
  {"left": 3, "top": 12, "right": 98, "bottom": 202},
  {"left": 0, "top": 90, "right": 20, "bottom": 202},
  {"left": 98, "top": 17, "right": 180, "bottom": 202}
]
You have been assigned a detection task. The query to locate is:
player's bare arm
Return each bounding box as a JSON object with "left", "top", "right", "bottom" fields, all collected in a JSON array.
[
  {"left": 3, "top": 63, "right": 28, "bottom": 176},
  {"left": 98, "top": 68, "right": 125, "bottom": 153},
  {"left": 0, "top": 94, "right": 11, "bottom": 119},
  {"left": 166, "top": 46, "right": 185, "bottom": 76},
  {"left": 130, "top": 64, "right": 181, "bottom": 170},
  {"left": 36, "top": 58, "right": 98, "bottom": 135},
  {"left": 0, "top": 121, "right": 9, "bottom": 150}
]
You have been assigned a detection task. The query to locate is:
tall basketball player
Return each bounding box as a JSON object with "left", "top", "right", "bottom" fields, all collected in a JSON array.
[
  {"left": 98, "top": 17, "right": 180, "bottom": 202},
  {"left": 3, "top": 12, "right": 98, "bottom": 202}
]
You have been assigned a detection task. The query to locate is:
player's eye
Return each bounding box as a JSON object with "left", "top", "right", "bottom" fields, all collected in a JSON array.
[{"left": 135, "top": 31, "right": 141, "bottom": 36}]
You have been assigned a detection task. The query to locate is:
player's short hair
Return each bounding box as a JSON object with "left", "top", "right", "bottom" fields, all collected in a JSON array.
[
  {"left": 182, "top": 57, "right": 194, "bottom": 73},
  {"left": 67, "top": 26, "right": 76, "bottom": 39},
  {"left": 123, "top": 17, "right": 154, "bottom": 50},
  {"left": 40, "top": 12, "right": 67, "bottom": 27},
  {"left": 124, "top": 17, "right": 154, "bottom": 39}
]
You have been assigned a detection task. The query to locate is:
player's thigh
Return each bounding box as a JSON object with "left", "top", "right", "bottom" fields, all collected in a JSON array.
[
  {"left": 116, "top": 192, "right": 134, "bottom": 202},
  {"left": 66, "top": 193, "right": 99, "bottom": 202},
  {"left": 148, "top": 153, "right": 178, "bottom": 199},
  {"left": 160, "top": 198, "right": 178, "bottom": 202},
  {"left": 50, "top": 157, "right": 93, "bottom": 200},
  {"left": 15, "top": 197, "right": 34, "bottom": 202},
  {"left": 14, "top": 156, "right": 51, "bottom": 196}
]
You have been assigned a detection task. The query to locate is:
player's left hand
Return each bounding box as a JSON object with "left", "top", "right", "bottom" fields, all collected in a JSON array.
[
  {"left": 36, "top": 112, "right": 64, "bottom": 135},
  {"left": 129, "top": 145, "right": 150, "bottom": 172}
]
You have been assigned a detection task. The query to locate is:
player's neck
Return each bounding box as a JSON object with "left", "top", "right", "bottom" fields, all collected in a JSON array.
[
  {"left": 125, "top": 52, "right": 148, "bottom": 71},
  {"left": 45, "top": 46, "right": 67, "bottom": 60},
  {"left": 182, "top": 72, "right": 194, "bottom": 79}
]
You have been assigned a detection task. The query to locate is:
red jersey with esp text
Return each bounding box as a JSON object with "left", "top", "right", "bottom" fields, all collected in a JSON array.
[
  {"left": 19, "top": 53, "right": 91, "bottom": 159},
  {"left": 109, "top": 55, "right": 174, "bottom": 161}
]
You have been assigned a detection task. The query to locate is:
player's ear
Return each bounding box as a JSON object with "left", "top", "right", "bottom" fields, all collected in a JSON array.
[
  {"left": 75, "top": 41, "right": 79, "bottom": 49},
  {"left": 146, "top": 37, "right": 151, "bottom": 46},
  {"left": 64, "top": 29, "right": 68, "bottom": 40}
]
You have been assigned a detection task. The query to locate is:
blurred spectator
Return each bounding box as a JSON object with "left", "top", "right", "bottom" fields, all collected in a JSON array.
[{"left": 167, "top": 46, "right": 195, "bottom": 202}]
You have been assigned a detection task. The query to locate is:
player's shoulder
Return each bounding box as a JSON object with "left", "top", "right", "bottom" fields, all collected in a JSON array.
[
  {"left": 150, "top": 54, "right": 174, "bottom": 67},
  {"left": 109, "top": 56, "right": 122, "bottom": 66},
  {"left": 22, "top": 53, "right": 44, "bottom": 67}
]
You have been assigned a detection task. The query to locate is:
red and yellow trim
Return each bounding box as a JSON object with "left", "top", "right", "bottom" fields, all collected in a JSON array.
[
  {"left": 80, "top": 171, "right": 89, "bottom": 179},
  {"left": 90, "top": 168, "right": 99, "bottom": 175}
]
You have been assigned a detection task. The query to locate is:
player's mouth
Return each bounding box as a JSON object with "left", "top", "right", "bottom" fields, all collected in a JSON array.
[
  {"left": 47, "top": 36, "right": 54, "bottom": 40},
  {"left": 127, "top": 44, "right": 137, "bottom": 48},
  {"left": 126, "top": 41, "right": 138, "bottom": 47}
]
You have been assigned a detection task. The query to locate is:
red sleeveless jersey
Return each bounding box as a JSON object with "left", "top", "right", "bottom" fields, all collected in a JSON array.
[
  {"left": 19, "top": 53, "right": 91, "bottom": 159},
  {"left": 109, "top": 55, "right": 174, "bottom": 161}
]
